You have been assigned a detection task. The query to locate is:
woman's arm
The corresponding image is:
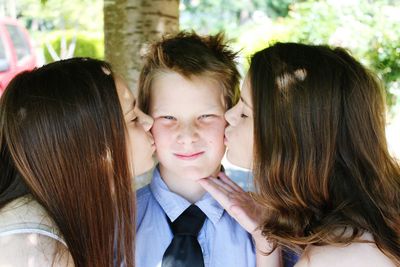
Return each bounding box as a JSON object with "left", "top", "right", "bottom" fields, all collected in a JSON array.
[{"left": 198, "top": 172, "right": 282, "bottom": 267}]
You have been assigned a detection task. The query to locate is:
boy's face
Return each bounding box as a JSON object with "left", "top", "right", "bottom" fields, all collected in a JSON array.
[{"left": 150, "top": 71, "right": 226, "bottom": 181}]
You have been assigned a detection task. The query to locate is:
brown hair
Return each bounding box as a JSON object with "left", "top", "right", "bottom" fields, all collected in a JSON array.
[
  {"left": 0, "top": 58, "right": 135, "bottom": 266},
  {"left": 250, "top": 43, "right": 400, "bottom": 264},
  {"left": 138, "top": 31, "right": 240, "bottom": 112}
]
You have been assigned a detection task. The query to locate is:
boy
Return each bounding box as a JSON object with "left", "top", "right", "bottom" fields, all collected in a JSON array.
[{"left": 135, "top": 32, "right": 255, "bottom": 267}]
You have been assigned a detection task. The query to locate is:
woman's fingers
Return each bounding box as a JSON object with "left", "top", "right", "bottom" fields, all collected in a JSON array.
[
  {"left": 217, "top": 172, "right": 244, "bottom": 193},
  {"left": 209, "top": 176, "right": 235, "bottom": 193},
  {"left": 198, "top": 178, "right": 233, "bottom": 209},
  {"left": 198, "top": 175, "right": 261, "bottom": 234}
]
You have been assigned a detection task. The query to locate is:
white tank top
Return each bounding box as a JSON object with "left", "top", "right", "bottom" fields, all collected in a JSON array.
[{"left": 0, "top": 195, "right": 66, "bottom": 245}]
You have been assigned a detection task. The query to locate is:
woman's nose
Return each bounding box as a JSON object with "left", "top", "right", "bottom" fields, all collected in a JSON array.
[
  {"left": 224, "top": 104, "right": 238, "bottom": 126},
  {"left": 138, "top": 110, "right": 154, "bottom": 132}
]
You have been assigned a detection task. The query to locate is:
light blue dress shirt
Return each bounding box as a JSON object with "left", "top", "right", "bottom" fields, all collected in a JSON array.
[{"left": 136, "top": 167, "right": 256, "bottom": 267}]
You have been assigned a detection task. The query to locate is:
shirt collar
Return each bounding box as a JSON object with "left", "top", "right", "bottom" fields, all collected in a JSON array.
[{"left": 150, "top": 166, "right": 225, "bottom": 225}]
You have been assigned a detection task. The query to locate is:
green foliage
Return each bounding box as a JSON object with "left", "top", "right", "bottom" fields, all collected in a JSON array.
[
  {"left": 180, "top": 0, "right": 295, "bottom": 36},
  {"left": 264, "top": 0, "right": 296, "bottom": 17},
  {"left": 43, "top": 31, "right": 104, "bottom": 63},
  {"left": 363, "top": 6, "right": 400, "bottom": 108},
  {"left": 238, "top": 0, "right": 400, "bottom": 111},
  {"left": 18, "top": 0, "right": 103, "bottom": 32}
]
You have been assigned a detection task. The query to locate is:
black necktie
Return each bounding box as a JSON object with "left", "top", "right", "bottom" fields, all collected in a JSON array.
[{"left": 161, "top": 204, "right": 206, "bottom": 267}]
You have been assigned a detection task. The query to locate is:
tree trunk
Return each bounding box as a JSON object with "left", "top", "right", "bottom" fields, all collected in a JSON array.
[{"left": 104, "top": 0, "right": 179, "bottom": 94}]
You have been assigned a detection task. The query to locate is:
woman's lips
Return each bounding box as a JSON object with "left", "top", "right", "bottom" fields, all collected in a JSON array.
[{"left": 174, "top": 151, "right": 205, "bottom": 160}]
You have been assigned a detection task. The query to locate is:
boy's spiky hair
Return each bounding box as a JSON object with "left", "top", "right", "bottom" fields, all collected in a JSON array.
[{"left": 138, "top": 31, "right": 240, "bottom": 112}]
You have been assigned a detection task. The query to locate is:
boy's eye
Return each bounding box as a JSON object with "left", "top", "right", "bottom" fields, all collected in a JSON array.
[
  {"left": 131, "top": 116, "right": 138, "bottom": 122},
  {"left": 199, "top": 114, "right": 215, "bottom": 120}
]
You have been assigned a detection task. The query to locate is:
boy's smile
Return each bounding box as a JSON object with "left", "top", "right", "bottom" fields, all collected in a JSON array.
[
  {"left": 149, "top": 71, "right": 226, "bottom": 189},
  {"left": 174, "top": 151, "right": 205, "bottom": 160}
]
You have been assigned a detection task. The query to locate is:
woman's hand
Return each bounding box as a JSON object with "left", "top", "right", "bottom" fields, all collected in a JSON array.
[
  {"left": 198, "top": 172, "right": 282, "bottom": 267},
  {"left": 198, "top": 172, "right": 262, "bottom": 235}
]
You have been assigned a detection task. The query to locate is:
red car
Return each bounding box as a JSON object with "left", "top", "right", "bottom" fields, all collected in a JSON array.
[{"left": 0, "top": 17, "right": 37, "bottom": 96}]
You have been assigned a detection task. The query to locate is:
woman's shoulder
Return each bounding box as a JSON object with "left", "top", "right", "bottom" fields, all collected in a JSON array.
[
  {"left": 0, "top": 232, "right": 74, "bottom": 266},
  {"left": 0, "top": 195, "right": 64, "bottom": 243},
  {"left": 0, "top": 196, "right": 73, "bottom": 266},
  {"left": 295, "top": 233, "right": 396, "bottom": 267}
]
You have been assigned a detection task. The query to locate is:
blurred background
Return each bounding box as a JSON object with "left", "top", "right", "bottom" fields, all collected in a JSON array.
[{"left": 0, "top": 0, "right": 398, "bottom": 168}]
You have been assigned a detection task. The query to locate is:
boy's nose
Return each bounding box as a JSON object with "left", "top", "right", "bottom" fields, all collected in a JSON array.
[{"left": 176, "top": 123, "right": 199, "bottom": 144}]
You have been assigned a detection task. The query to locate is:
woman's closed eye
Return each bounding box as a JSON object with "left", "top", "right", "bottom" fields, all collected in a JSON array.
[
  {"left": 161, "top": 115, "right": 176, "bottom": 120},
  {"left": 240, "top": 113, "right": 248, "bottom": 118}
]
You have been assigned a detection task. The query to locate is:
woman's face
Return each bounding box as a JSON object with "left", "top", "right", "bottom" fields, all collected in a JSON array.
[
  {"left": 116, "top": 77, "right": 156, "bottom": 176},
  {"left": 224, "top": 75, "right": 254, "bottom": 169}
]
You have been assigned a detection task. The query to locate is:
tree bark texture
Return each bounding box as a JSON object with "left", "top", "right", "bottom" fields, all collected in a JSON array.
[{"left": 104, "top": 0, "right": 179, "bottom": 94}]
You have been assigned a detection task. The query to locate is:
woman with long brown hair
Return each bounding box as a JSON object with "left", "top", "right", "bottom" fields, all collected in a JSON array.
[
  {"left": 0, "top": 58, "right": 155, "bottom": 266},
  {"left": 199, "top": 43, "right": 400, "bottom": 266}
]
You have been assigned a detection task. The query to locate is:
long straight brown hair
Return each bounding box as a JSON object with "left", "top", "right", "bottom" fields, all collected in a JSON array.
[
  {"left": 250, "top": 43, "right": 400, "bottom": 264},
  {"left": 0, "top": 58, "right": 135, "bottom": 266}
]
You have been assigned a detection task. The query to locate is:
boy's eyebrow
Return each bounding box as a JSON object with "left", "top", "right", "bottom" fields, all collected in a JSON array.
[
  {"left": 152, "top": 104, "right": 224, "bottom": 113},
  {"left": 240, "top": 97, "right": 252, "bottom": 109}
]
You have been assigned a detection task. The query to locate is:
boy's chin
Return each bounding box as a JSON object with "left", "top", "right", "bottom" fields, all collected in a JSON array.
[{"left": 177, "top": 167, "right": 217, "bottom": 180}]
